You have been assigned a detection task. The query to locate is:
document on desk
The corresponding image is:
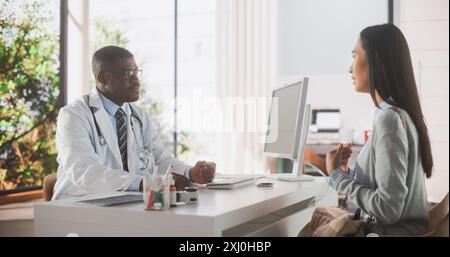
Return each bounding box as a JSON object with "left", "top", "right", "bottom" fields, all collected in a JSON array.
[
  {"left": 206, "top": 177, "right": 257, "bottom": 190},
  {"left": 76, "top": 193, "right": 143, "bottom": 207}
]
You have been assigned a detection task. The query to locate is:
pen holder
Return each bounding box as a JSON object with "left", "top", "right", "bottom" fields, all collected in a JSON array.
[{"left": 143, "top": 173, "right": 170, "bottom": 211}]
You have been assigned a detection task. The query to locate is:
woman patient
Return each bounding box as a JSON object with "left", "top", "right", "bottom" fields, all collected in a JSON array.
[{"left": 326, "top": 23, "right": 433, "bottom": 236}]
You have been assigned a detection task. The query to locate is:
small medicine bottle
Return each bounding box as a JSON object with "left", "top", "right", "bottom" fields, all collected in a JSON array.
[{"left": 170, "top": 176, "right": 177, "bottom": 207}]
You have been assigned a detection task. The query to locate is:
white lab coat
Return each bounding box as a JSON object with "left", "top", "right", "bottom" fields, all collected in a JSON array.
[{"left": 52, "top": 88, "right": 191, "bottom": 200}]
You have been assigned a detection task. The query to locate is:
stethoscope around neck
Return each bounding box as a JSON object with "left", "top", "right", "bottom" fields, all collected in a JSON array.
[{"left": 84, "top": 96, "right": 145, "bottom": 149}]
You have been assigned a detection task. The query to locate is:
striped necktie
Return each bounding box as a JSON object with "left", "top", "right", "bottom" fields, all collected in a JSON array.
[{"left": 115, "top": 108, "right": 128, "bottom": 172}]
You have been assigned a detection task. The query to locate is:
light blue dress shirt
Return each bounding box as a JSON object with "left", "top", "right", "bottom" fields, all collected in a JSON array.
[{"left": 98, "top": 92, "right": 142, "bottom": 191}]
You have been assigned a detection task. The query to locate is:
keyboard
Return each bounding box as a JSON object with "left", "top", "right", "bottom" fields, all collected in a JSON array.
[
  {"left": 77, "top": 194, "right": 143, "bottom": 207},
  {"left": 206, "top": 174, "right": 265, "bottom": 189},
  {"left": 214, "top": 173, "right": 265, "bottom": 180},
  {"left": 265, "top": 174, "right": 315, "bottom": 182}
]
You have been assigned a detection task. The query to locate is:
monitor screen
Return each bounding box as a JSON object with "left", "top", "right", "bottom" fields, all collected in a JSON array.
[
  {"left": 311, "top": 109, "right": 340, "bottom": 133},
  {"left": 264, "top": 79, "right": 308, "bottom": 159}
]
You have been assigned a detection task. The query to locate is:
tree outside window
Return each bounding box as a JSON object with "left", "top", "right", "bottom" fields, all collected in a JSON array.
[{"left": 0, "top": 0, "right": 60, "bottom": 192}]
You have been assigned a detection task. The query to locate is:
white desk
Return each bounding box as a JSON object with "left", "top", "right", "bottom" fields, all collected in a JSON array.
[{"left": 34, "top": 178, "right": 337, "bottom": 237}]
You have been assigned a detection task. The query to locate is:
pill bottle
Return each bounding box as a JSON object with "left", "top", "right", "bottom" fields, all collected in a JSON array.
[{"left": 170, "top": 176, "right": 177, "bottom": 207}]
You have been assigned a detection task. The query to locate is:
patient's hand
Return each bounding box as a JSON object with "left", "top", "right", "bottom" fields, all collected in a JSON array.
[
  {"left": 340, "top": 144, "right": 352, "bottom": 173},
  {"left": 326, "top": 144, "right": 352, "bottom": 176},
  {"left": 190, "top": 161, "right": 216, "bottom": 184}
]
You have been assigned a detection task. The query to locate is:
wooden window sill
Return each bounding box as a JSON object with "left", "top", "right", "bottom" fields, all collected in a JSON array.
[{"left": 0, "top": 190, "right": 43, "bottom": 205}]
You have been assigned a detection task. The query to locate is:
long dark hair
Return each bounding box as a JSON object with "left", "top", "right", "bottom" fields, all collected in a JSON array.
[{"left": 360, "top": 23, "right": 433, "bottom": 178}]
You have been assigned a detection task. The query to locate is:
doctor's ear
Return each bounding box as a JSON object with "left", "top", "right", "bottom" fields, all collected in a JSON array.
[{"left": 96, "top": 72, "right": 108, "bottom": 88}]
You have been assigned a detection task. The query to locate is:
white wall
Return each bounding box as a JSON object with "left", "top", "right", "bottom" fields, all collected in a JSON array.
[
  {"left": 279, "top": 75, "right": 374, "bottom": 132},
  {"left": 277, "top": 0, "right": 389, "bottom": 137},
  {"left": 277, "top": 0, "right": 388, "bottom": 75},
  {"left": 398, "top": 0, "right": 449, "bottom": 202}
]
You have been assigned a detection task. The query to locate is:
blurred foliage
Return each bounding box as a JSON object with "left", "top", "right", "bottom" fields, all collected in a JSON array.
[
  {"left": 89, "top": 18, "right": 129, "bottom": 89},
  {"left": 0, "top": 0, "right": 60, "bottom": 190},
  {"left": 91, "top": 19, "right": 129, "bottom": 50}
]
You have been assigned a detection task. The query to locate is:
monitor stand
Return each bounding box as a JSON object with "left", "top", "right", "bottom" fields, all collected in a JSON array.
[
  {"left": 270, "top": 173, "right": 315, "bottom": 181},
  {"left": 265, "top": 162, "right": 324, "bottom": 182},
  {"left": 268, "top": 103, "right": 316, "bottom": 182},
  {"left": 277, "top": 160, "right": 314, "bottom": 181}
]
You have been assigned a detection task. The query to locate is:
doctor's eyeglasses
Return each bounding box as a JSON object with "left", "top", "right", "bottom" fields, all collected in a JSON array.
[{"left": 103, "top": 69, "right": 143, "bottom": 80}]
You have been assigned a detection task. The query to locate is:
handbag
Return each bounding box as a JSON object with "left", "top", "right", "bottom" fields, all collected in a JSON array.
[{"left": 298, "top": 206, "right": 366, "bottom": 237}]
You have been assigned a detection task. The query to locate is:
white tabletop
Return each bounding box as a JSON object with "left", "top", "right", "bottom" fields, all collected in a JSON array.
[{"left": 34, "top": 177, "right": 335, "bottom": 236}]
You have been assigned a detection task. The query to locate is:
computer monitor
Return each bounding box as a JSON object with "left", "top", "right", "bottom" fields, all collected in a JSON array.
[
  {"left": 264, "top": 78, "right": 311, "bottom": 177},
  {"left": 310, "top": 109, "right": 341, "bottom": 133}
]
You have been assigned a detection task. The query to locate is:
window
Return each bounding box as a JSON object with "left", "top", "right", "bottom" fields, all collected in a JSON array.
[
  {"left": 0, "top": 0, "right": 60, "bottom": 194},
  {"left": 89, "top": 0, "right": 176, "bottom": 154},
  {"left": 176, "top": 0, "right": 217, "bottom": 164}
]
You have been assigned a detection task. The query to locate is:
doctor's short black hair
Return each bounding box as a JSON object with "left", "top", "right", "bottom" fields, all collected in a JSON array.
[{"left": 92, "top": 45, "right": 134, "bottom": 76}]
